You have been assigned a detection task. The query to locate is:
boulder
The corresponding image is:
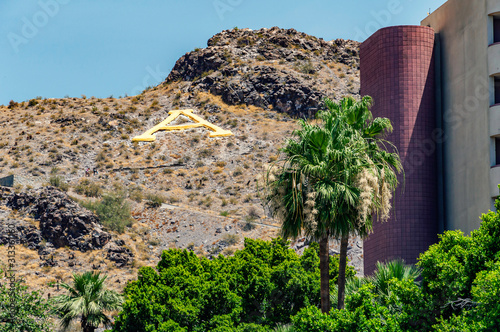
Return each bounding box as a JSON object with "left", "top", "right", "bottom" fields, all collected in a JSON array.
[{"left": 106, "top": 243, "right": 134, "bottom": 267}]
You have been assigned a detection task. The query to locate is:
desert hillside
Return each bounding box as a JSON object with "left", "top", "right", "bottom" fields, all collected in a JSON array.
[{"left": 0, "top": 27, "right": 362, "bottom": 295}]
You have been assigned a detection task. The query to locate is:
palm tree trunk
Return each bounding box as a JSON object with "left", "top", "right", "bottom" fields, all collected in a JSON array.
[
  {"left": 337, "top": 234, "right": 349, "bottom": 309},
  {"left": 82, "top": 319, "right": 95, "bottom": 332},
  {"left": 319, "top": 235, "right": 330, "bottom": 314}
]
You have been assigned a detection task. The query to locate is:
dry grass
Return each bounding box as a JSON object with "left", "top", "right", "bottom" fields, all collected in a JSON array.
[{"left": 0, "top": 227, "right": 156, "bottom": 296}]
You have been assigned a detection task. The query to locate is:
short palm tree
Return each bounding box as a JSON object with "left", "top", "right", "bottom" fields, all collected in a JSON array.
[
  {"left": 371, "top": 259, "right": 421, "bottom": 299},
  {"left": 332, "top": 259, "right": 421, "bottom": 299},
  {"left": 53, "top": 271, "right": 123, "bottom": 332},
  {"left": 266, "top": 96, "right": 401, "bottom": 312},
  {"left": 274, "top": 323, "right": 294, "bottom": 332}
]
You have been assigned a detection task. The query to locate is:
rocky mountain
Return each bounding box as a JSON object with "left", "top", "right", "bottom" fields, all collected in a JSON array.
[
  {"left": 168, "top": 27, "right": 359, "bottom": 117},
  {"left": 0, "top": 27, "right": 361, "bottom": 294}
]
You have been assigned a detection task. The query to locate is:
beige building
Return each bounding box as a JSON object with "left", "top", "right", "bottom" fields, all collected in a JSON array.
[{"left": 422, "top": 0, "right": 500, "bottom": 234}]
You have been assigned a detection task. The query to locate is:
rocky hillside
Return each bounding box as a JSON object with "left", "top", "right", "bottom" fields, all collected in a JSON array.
[{"left": 0, "top": 27, "right": 361, "bottom": 295}]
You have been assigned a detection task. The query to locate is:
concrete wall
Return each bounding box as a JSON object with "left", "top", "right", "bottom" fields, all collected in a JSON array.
[
  {"left": 422, "top": 0, "right": 492, "bottom": 234},
  {"left": 360, "top": 26, "right": 438, "bottom": 274}
]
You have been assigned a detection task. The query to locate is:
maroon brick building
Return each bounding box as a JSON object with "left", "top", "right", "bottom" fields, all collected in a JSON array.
[{"left": 360, "top": 26, "right": 439, "bottom": 274}]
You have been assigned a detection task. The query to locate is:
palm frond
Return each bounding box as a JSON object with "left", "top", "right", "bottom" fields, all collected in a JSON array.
[
  {"left": 53, "top": 271, "right": 123, "bottom": 330},
  {"left": 266, "top": 96, "right": 402, "bottom": 242}
]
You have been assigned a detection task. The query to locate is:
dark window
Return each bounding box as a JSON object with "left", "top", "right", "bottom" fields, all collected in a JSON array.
[
  {"left": 496, "top": 137, "right": 500, "bottom": 165},
  {"left": 494, "top": 17, "right": 500, "bottom": 43},
  {"left": 495, "top": 77, "right": 500, "bottom": 105}
]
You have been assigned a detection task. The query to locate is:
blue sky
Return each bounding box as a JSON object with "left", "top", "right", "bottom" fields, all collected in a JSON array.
[{"left": 0, "top": 0, "right": 447, "bottom": 105}]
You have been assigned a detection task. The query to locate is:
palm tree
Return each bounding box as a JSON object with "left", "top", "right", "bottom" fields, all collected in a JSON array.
[
  {"left": 266, "top": 96, "right": 401, "bottom": 312},
  {"left": 370, "top": 259, "right": 421, "bottom": 299},
  {"left": 274, "top": 323, "right": 294, "bottom": 332},
  {"left": 53, "top": 271, "right": 123, "bottom": 332},
  {"left": 331, "top": 259, "right": 421, "bottom": 304}
]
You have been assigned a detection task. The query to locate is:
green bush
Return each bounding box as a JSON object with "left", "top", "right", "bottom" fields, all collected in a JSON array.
[
  {"left": 290, "top": 306, "right": 335, "bottom": 332},
  {"left": 82, "top": 193, "right": 132, "bottom": 233},
  {"left": 49, "top": 176, "right": 69, "bottom": 192},
  {"left": 127, "top": 186, "right": 144, "bottom": 202},
  {"left": 222, "top": 233, "right": 239, "bottom": 246},
  {"left": 242, "top": 218, "right": 256, "bottom": 231},
  {"left": 75, "top": 179, "right": 102, "bottom": 197},
  {"left": 145, "top": 192, "right": 166, "bottom": 208},
  {"left": 294, "top": 60, "right": 316, "bottom": 75}
]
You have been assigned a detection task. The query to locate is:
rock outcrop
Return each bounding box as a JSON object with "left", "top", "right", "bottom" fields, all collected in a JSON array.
[
  {"left": 167, "top": 27, "right": 360, "bottom": 117},
  {"left": 0, "top": 218, "right": 43, "bottom": 250},
  {"left": 6, "top": 186, "right": 111, "bottom": 251},
  {"left": 106, "top": 240, "right": 134, "bottom": 267}
]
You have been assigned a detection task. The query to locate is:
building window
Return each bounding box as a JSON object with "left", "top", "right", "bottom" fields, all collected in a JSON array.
[
  {"left": 495, "top": 137, "right": 500, "bottom": 165},
  {"left": 495, "top": 77, "right": 500, "bottom": 105},
  {"left": 495, "top": 16, "right": 500, "bottom": 43}
]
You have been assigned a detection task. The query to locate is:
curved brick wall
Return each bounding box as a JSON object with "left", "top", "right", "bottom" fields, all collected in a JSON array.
[{"left": 360, "top": 26, "right": 438, "bottom": 275}]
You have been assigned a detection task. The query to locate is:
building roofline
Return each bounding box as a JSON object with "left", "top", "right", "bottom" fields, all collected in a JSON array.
[
  {"left": 422, "top": 0, "right": 451, "bottom": 25},
  {"left": 361, "top": 25, "right": 435, "bottom": 46}
]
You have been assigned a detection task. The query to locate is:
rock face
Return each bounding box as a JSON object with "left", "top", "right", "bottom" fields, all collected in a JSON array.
[
  {"left": 106, "top": 240, "right": 134, "bottom": 267},
  {"left": 167, "top": 27, "right": 360, "bottom": 117},
  {"left": 6, "top": 186, "right": 111, "bottom": 251},
  {"left": 0, "top": 219, "right": 43, "bottom": 250}
]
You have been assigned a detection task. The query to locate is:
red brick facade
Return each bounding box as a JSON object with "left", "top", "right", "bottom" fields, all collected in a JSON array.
[{"left": 360, "top": 26, "right": 438, "bottom": 275}]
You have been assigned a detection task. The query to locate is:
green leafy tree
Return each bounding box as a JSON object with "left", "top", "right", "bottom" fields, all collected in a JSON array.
[
  {"left": 470, "top": 261, "right": 500, "bottom": 330},
  {"left": 432, "top": 313, "right": 484, "bottom": 332},
  {"left": 0, "top": 274, "right": 54, "bottom": 332},
  {"left": 289, "top": 190, "right": 500, "bottom": 330},
  {"left": 418, "top": 230, "right": 471, "bottom": 313},
  {"left": 421, "top": 190, "right": 500, "bottom": 329},
  {"left": 112, "top": 238, "right": 354, "bottom": 331},
  {"left": 292, "top": 271, "right": 430, "bottom": 331},
  {"left": 292, "top": 284, "right": 401, "bottom": 332},
  {"left": 418, "top": 187, "right": 500, "bottom": 324},
  {"left": 383, "top": 278, "right": 434, "bottom": 331},
  {"left": 266, "top": 96, "right": 401, "bottom": 311},
  {"left": 53, "top": 271, "right": 123, "bottom": 332}
]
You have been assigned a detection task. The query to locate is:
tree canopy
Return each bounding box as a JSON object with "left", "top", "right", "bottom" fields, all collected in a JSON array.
[
  {"left": 0, "top": 276, "right": 54, "bottom": 332},
  {"left": 290, "top": 188, "right": 500, "bottom": 331},
  {"left": 112, "top": 238, "right": 354, "bottom": 332}
]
